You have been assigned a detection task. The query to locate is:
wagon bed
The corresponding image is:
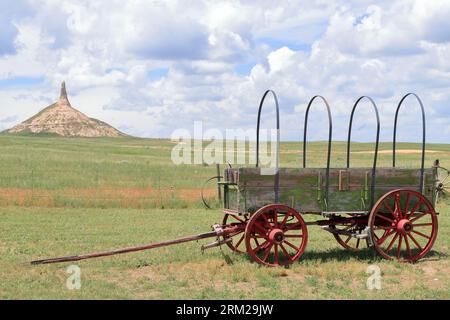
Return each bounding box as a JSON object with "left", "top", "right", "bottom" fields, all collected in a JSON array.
[{"left": 223, "top": 167, "right": 437, "bottom": 215}]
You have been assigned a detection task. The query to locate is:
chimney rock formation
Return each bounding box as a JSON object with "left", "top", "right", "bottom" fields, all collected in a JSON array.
[{"left": 7, "top": 82, "right": 126, "bottom": 138}]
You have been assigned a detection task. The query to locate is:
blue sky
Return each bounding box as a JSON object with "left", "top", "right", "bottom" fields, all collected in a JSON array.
[{"left": 0, "top": 0, "right": 449, "bottom": 143}]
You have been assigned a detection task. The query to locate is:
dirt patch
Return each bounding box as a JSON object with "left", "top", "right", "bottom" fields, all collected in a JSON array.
[
  {"left": 421, "top": 264, "right": 436, "bottom": 276},
  {"left": 128, "top": 265, "right": 166, "bottom": 283},
  {"left": 0, "top": 186, "right": 216, "bottom": 208}
]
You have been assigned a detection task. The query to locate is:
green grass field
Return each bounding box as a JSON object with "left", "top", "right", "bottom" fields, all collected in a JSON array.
[{"left": 0, "top": 135, "right": 449, "bottom": 299}]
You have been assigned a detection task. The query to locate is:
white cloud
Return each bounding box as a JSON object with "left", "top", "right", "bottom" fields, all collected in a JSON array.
[
  {"left": 0, "top": 0, "right": 449, "bottom": 143},
  {"left": 267, "top": 47, "right": 296, "bottom": 73}
]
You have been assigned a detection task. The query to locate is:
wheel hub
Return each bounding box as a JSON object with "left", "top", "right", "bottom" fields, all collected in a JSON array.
[
  {"left": 268, "top": 228, "right": 284, "bottom": 244},
  {"left": 397, "top": 219, "right": 413, "bottom": 234}
]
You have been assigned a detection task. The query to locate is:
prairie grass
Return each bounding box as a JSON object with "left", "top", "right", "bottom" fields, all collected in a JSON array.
[
  {"left": 0, "top": 135, "right": 449, "bottom": 299},
  {"left": 1, "top": 135, "right": 449, "bottom": 209},
  {"left": 0, "top": 205, "right": 448, "bottom": 299}
]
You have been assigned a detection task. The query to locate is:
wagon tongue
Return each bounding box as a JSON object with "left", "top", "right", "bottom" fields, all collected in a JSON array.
[{"left": 31, "top": 225, "right": 231, "bottom": 265}]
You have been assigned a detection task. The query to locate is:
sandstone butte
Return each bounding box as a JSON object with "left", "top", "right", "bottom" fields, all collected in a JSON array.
[{"left": 7, "top": 82, "right": 126, "bottom": 137}]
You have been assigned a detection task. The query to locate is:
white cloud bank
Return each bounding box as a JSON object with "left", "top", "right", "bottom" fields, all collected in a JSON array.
[{"left": 0, "top": 0, "right": 449, "bottom": 143}]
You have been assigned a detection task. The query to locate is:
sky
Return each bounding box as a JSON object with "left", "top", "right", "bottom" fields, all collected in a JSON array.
[{"left": 0, "top": 0, "right": 449, "bottom": 143}]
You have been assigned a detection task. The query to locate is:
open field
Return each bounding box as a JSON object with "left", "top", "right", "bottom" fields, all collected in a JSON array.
[
  {"left": 0, "top": 135, "right": 449, "bottom": 299},
  {"left": 1, "top": 135, "right": 449, "bottom": 209}
]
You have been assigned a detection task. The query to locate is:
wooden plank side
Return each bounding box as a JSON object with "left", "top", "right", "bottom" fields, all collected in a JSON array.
[
  {"left": 224, "top": 167, "right": 436, "bottom": 214},
  {"left": 327, "top": 168, "right": 370, "bottom": 211},
  {"left": 224, "top": 186, "right": 239, "bottom": 211},
  {"left": 236, "top": 167, "right": 325, "bottom": 213},
  {"left": 372, "top": 168, "right": 435, "bottom": 208},
  {"left": 239, "top": 186, "right": 322, "bottom": 213},
  {"left": 237, "top": 168, "right": 322, "bottom": 187}
]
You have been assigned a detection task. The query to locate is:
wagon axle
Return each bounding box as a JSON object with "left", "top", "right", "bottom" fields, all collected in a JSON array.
[
  {"left": 269, "top": 229, "right": 285, "bottom": 244},
  {"left": 397, "top": 219, "right": 413, "bottom": 234}
]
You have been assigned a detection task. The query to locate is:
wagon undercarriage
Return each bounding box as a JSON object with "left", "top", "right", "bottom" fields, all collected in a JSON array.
[{"left": 220, "top": 188, "right": 439, "bottom": 266}]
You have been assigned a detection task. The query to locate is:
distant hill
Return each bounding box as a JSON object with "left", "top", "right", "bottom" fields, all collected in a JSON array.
[{"left": 7, "top": 82, "right": 126, "bottom": 138}]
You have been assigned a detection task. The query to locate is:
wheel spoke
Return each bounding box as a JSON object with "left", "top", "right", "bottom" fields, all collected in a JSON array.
[
  {"left": 404, "top": 234, "right": 413, "bottom": 260},
  {"left": 223, "top": 213, "right": 249, "bottom": 253},
  {"left": 386, "top": 232, "right": 399, "bottom": 252},
  {"left": 413, "top": 223, "right": 433, "bottom": 227},
  {"left": 395, "top": 193, "right": 401, "bottom": 219},
  {"left": 376, "top": 213, "right": 394, "bottom": 224},
  {"left": 262, "top": 243, "right": 274, "bottom": 262},
  {"left": 407, "top": 233, "right": 423, "bottom": 251},
  {"left": 404, "top": 192, "right": 411, "bottom": 218},
  {"left": 356, "top": 238, "right": 361, "bottom": 249},
  {"left": 227, "top": 231, "right": 243, "bottom": 238},
  {"left": 344, "top": 236, "right": 351, "bottom": 244},
  {"left": 285, "top": 222, "right": 301, "bottom": 231},
  {"left": 279, "top": 244, "right": 292, "bottom": 261},
  {"left": 253, "top": 237, "right": 260, "bottom": 248},
  {"left": 251, "top": 234, "right": 267, "bottom": 239},
  {"left": 254, "top": 221, "right": 268, "bottom": 234},
  {"left": 284, "top": 240, "right": 299, "bottom": 251},
  {"left": 407, "top": 199, "right": 424, "bottom": 219},
  {"left": 253, "top": 240, "right": 269, "bottom": 253},
  {"left": 377, "top": 229, "right": 395, "bottom": 245},
  {"left": 273, "top": 210, "right": 278, "bottom": 228},
  {"left": 383, "top": 200, "right": 396, "bottom": 218},
  {"left": 378, "top": 228, "right": 389, "bottom": 238},
  {"left": 397, "top": 234, "right": 403, "bottom": 259},
  {"left": 274, "top": 244, "right": 279, "bottom": 264},
  {"left": 411, "top": 229, "right": 431, "bottom": 240},
  {"left": 279, "top": 212, "right": 291, "bottom": 229},
  {"left": 261, "top": 213, "right": 271, "bottom": 227},
  {"left": 410, "top": 212, "right": 428, "bottom": 223},
  {"left": 235, "top": 234, "right": 245, "bottom": 249}
]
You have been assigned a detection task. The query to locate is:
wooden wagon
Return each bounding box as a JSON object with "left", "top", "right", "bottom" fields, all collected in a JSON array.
[
  {"left": 218, "top": 91, "right": 447, "bottom": 266},
  {"left": 31, "top": 91, "right": 449, "bottom": 268}
]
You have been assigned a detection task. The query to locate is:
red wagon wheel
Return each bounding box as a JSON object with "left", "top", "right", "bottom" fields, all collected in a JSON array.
[
  {"left": 222, "top": 213, "right": 248, "bottom": 253},
  {"left": 245, "top": 204, "right": 308, "bottom": 267},
  {"left": 368, "top": 189, "right": 438, "bottom": 262}
]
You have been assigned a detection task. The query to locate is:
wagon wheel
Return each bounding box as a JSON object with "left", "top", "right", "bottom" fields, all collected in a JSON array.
[
  {"left": 201, "top": 176, "right": 222, "bottom": 209},
  {"left": 436, "top": 166, "right": 449, "bottom": 203},
  {"left": 244, "top": 204, "right": 308, "bottom": 267},
  {"left": 222, "top": 213, "right": 248, "bottom": 253},
  {"left": 368, "top": 189, "right": 438, "bottom": 262},
  {"left": 331, "top": 222, "right": 369, "bottom": 251}
]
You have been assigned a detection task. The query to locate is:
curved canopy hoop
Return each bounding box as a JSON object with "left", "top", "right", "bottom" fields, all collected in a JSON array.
[
  {"left": 346, "top": 96, "right": 381, "bottom": 208},
  {"left": 255, "top": 90, "right": 280, "bottom": 202},
  {"left": 393, "top": 93, "right": 426, "bottom": 192},
  {"left": 303, "top": 95, "right": 333, "bottom": 205}
]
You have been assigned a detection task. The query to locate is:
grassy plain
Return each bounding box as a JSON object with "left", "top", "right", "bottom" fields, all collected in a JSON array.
[{"left": 0, "top": 135, "right": 449, "bottom": 299}]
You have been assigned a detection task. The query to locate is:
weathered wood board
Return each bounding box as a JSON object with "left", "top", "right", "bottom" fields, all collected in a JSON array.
[{"left": 224, "top": 167, "right": 436, "bottom": 214}]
